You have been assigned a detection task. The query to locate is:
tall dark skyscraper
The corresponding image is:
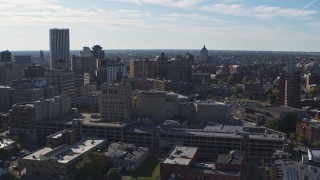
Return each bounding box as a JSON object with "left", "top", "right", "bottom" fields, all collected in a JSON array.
[
  {"left": 49, "top": 28, "right": 70, "bottom": 69},
  {"left": 279, "top": 61, "right": 301, "bottom": 108}
]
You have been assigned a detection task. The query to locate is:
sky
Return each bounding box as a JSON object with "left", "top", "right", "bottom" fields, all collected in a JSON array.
[{"left": 0, "top": 0, "right": 320, "bottom": 51}]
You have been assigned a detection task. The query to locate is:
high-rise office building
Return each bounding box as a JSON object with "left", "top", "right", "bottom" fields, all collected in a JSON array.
[
  {"left": 129, "top": 59, "right": 155, "bottom": 79},
  {"left": 200, "top": 45, "right": 208, "bottom": 62},
  {"left": 279, "top": 61, "right": 301, "bottom": 108},
  {"left": 49, "top": 28, "right": 70, "bottom": 69}
]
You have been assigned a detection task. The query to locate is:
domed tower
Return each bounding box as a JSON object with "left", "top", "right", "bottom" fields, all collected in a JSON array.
[{"left": 200, "top": 45, "right": 208, "bottom": 62}]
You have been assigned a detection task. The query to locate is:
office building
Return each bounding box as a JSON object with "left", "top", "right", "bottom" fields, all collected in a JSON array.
[
  {"left": 14, "top": 55, "right": 32, "bottom": 67},
  {"left": 24, "top": 64, "right": 46, "bottom": 78},
  {"left": 19, "top": 138, "right": 106, "bottom": 179},
  {"left": 279, "top": 61, "right": 301, "bottom": 108},
  {"left": 200, "top": 45, "right": 209, "bottom": 62},
  {"left": 0, "top": 50, "right": 11, "bottom": 62},
  {"left": 71, "top": 56, "right": 96, "bottom": 75},
  {"left": 9, "top": 96, "right": 71, "bottom": 140},
  {"left": 49, "top": 28, "right": 70, "bottom": 69},
  {"left": 129, "top": 59, "right": 155, "bottom": 78},
  {"left": 0, "top": 63, "right": 24, "bottom": 85},
  {"left": 45, "top": 69, "right": 74, "bottom": 97},
  {"left": 132, "top": 90, "right": 179, "bottom": 122},
  {"left": 296, "top": 119, "right": 320, "bottom": 143},
  {"left": 106, "top": 63, "right": 127, "bottom": 83},
  {"left": 80, "top": 47, "right": 92, "bottom": 57},
  {"left": 100, "top": 80, "right": 132, "bottom": 121},
  {"left": 91, "top": 45, "right": 105, "bottom": 60},
  {"left": 155, "top": 52, "right": 168, "bottom": 80},
  {"left": 167, "top": 54, "right": 193, "bottom": 83}
]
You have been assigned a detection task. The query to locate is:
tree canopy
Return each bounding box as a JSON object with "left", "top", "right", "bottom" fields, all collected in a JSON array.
[
  {"left": 107, "top": 168, "right": 122, "bottom": 180},
  {"left": 76, "top": 152, "right": 112, "bottom": 180}
]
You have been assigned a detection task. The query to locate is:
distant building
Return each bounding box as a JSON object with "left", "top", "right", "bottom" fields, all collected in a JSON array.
[
  {"left": 71, "top": 56, "right": 96, "bottom": 75},
  {"left": 296, "top": 119, "right": 320, "bottom": 143},
  {"left": 45, "top": 69, "right": 74, "bottom": 97},
  {"left": 200, "top": 45, "right": 209, "bottom": 62},
  {"left": 0, "top": 63, "right": 24, "bottom": 85},
  {"left": 19, "top": 138, "right": 106, "bottom": 179},
  {"left": 100, "top": 80, "right": 131, "bottom": 121},
  {"left": 80, "top": 46, "right": 92, "bottom": 57},
  {"left": 0, "top": 50, "right": 11, "bottom": 62},
  {"left": 306, "top": 73, "right": 320, "bottom": 88},
  {"left": 155, "top": 52, "right": 168, "bottom": 79},
  {"left": 167, "top": 54, "right": 193, "bottom": 83},
  {"left": 24, "top": 64, "right": 45, "bottom": 78},
  {"left": 132, "top": 90, "right": 179, "bottom": 122},
  {"left": 193, "top": 101, "right": 231, "bottom": 121},
  {"left": 105, "top": 142, "right": 149, "bottom": 171},
  {"left": 129, "top": 59, "right": 155, "bottom": 78},
  {"left": 14, "top": 55, "right": 32, "bottom": 67},
  {"left": 279, "top": 61, "right": 301, "bottom": 108},
  {"left": 91, "top": 45, "right": 105, "bottom": 60},
  {"left": 106, "top": 63, "right": 127, "bottom": 83},
  {"left": 49, "top": 28, "right": 70, "bottom": 69}
]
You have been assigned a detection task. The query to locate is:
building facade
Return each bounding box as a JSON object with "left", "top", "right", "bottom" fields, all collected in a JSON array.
[
  {"left": 45, "top": 69, "right": 74, "bottom": 97},
  {"left": 49, "top": 28, "right": 70, "bottom": 69},
  {"left": 100, "top": 81, "right": 132, "bottom": 121}
]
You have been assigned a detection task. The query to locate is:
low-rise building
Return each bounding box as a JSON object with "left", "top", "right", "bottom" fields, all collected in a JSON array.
[
  {"left": 296, "top": 119, "right": 320, "bottom": 142},
  {"left": 19, "top": 138, "right": 106, "bottom": 179},
  {"left": 105, "top": 142, "right": 149, "bottom": 171},
  {"left": 160, "top": 146, "right": 244, "bottom": 180}
]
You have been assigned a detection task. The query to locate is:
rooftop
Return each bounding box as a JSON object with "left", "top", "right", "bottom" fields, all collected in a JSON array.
[
  {"left": 23, "top": 138, "right": 106, "bottom": 164},
  {"left": 216, "top": 154, "right": 243, "bottom": 165},
  {"left": 256, "top": 106, "right": 305, "bottom": 114},
  {"left": 0, "top": 139, "right": 15, "bottom": 149},
  {"left": 163, "top": 146, "right": 198, "bottom": 166},
  {"left": 105, "top": 142, "right": 149, "bottom": 161}
]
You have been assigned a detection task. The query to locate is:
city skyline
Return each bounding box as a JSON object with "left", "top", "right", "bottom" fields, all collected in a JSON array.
[{"left": 0, "top": 0, "right": 320, "bottom": 51}]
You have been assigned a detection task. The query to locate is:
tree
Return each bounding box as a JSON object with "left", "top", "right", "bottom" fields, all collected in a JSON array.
[
  {"left": 107, "top": 168, "right": 122, "bottom": 180},
  {"left": 76, "top": 152, "right": 112, "bottom": 179},
  {"left": 297, "top": 135, "right": 307, "bottom": 144},
  {"left": 263, "top": 119, "right": 283, "bottom": 131},
  {"left": 282, "top": 114, "right": 300, "bottom": 134},
  {"left": 289, "top": 132, "right": 297, "bottom": 141},
  {"left": 313, "top": 140, "right": 320, "bottom": 148}
]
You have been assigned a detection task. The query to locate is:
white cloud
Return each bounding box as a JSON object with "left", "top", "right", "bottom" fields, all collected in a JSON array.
[
  {"left": 203, "top": 3, "right": 318, "bottom": 20},
  {"left": 0, "top": 0, "right": 152, "bottom": 28},
  {"left": 105, "top": 0, "right": 204, "bottom": 9}
]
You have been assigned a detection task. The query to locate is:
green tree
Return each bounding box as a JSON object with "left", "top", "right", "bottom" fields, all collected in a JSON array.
[
  {"left": 282, "top": 114, "right": 300, "bottom": 134},
  {"left": 313, "top": 140, "right": 320, "bottom": 148},
  {"left": 227, "top": 75, "right": 234, "bottom": 85},
  {"left": 263, "top": 119, "right": 283, "bottom": 131},
  {"left": 76, "top": 152, "right": 112, "bottom": 179},
  {"left": 289, "top": 132, "right": 297, "bottom": 141},
  {"left": 107, "top": 168, "right": 122, "bottom": 180},
  {"left": 297, "top": 135, "right": 307, "bottom": 144}
]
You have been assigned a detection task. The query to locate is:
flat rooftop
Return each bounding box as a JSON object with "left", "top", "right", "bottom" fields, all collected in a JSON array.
[
  {"left": 160, "top": 120, "right": 285, "bottom": 141},
  {"left": 163, "top": 146, "right": 198, "bottom": 166},
  {"left": 256, "top": 106, "right": 305, "bottom": 113},
  {"left": 105, "top": 142, "right": 149, "bottom": 161},
  {"left": 23, "top": 138, "right": 106, "bottom": 164},
  {"left": 38, "top": 113, "right": 128, "bottom": 128},
  {"left": 216, "top": 154, "right": 243, "bottom": 165}
]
